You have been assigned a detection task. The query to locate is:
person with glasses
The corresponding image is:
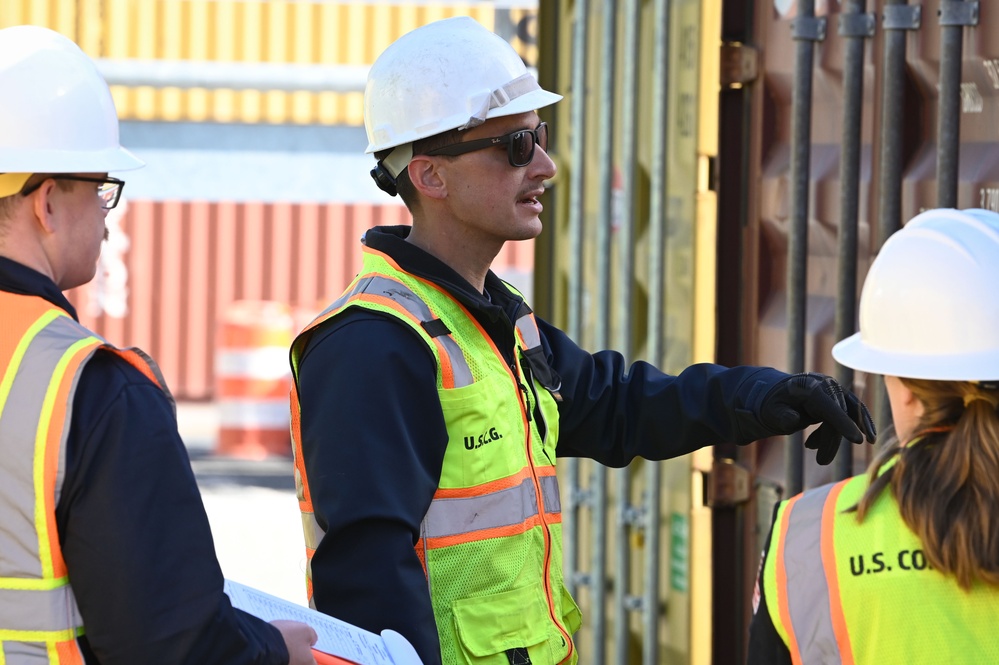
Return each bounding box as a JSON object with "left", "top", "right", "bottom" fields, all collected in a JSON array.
[
  {"left": 289, "top": 16, "right": 874, "bottom": 665},
  {"left": 0, "top": 25, "right": 318, "bottom": 665}
]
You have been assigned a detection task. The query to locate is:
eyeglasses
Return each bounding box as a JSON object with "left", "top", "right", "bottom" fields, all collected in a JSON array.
[
  {"left": 21, "top": 175, "right": 125, "bottom": 210},
  {"left": 426, "top": 122, "right": 549, "bottom": 168}
]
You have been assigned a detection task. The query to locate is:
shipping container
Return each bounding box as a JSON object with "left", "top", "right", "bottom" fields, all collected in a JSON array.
[
  {"left": 0, "top": 0, "right": 537, "bottom": 125},
  {"left": 535, "top": 0, "right": 997, "bottom": 663},
  {"left": 1, "top": 1, "right": 540, "bottom": 402}
]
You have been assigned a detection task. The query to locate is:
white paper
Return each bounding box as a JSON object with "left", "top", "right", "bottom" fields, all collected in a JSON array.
[{"left": 223, "top": 579, "right": 421, "bottom": 665}]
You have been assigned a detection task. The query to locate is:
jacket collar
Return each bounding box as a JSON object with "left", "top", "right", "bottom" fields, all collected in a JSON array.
[
  {"left": 0, "top": 256, "right": 78, "bottom": 320},
  {"left": 361, "top": 225, "right": 525, "bottom": 325}
]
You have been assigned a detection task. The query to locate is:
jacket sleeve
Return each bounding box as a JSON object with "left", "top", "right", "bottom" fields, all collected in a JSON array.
[
  {"left": 57, "top": 350, "right": 289, "bottom": 665},
  {"left": 537, "top": 317, "right": 789, "bottom": 466},
  {"left": 296, "top": 310, "right": 446, "bottom": 665},
  {"left": 746, "top": 505, "right": 792, "bottom": 665}
]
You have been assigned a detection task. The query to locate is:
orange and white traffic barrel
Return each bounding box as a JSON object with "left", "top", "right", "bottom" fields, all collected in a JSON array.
[{"left": 215, "top": 300, "right": 295, "bottom": 458}]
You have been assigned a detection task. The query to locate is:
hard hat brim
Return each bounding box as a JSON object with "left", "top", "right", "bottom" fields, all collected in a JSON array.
[
  {"left": 1, "top": 145, "right": 145, "bottom": 174},
  {"left": 832, "top": 332, "right": 999, "bottom": 381}
]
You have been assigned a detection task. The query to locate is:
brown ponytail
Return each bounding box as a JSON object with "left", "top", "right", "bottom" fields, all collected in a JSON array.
[{"left": 853, "top": 380, "right": 999, "bottom": 589}]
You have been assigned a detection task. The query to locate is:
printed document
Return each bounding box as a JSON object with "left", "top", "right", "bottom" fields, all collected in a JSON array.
[{"left": 224, "top": 579, "right": 422, "bottom": 665}]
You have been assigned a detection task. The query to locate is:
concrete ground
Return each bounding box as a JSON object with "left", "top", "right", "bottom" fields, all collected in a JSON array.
[{"left": 177, "top": 402, "right": 309, "bottom": 606}]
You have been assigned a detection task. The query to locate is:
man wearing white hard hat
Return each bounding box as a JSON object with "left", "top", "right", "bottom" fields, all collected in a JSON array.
[
  {"left": 748, "top": 208, "right": 999, "bottom": 664},
  {"left": 290, "top": 16, "right": 874, "bottom": 665},
  {"left": 0, "top": 25, "right": 319, "bottom": 665}
]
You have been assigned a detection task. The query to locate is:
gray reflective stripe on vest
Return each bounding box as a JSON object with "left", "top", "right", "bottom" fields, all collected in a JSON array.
[
  {"left": 0, "top": 315, "right": 96, "bottom": 581},
  {"left": 780, "top": 483, "right": 841, "bottom": 663},
  {"left": 0, "top": 586, "right": 83, "bottom": 633},
  {"left": 539, "top": 475, "right": 561, "bottom": 514},
  {"left": 422, "top": 475, "right": 560, "bottom": 540},
  {"left": 329, "top": 275, "right": 473, "bottom": 388},
  {"left": 0, "top": 314, "right": 89, "bottom": 635},
  {"left": 514, "top": 313, "right": 541, "bottom": 351}
]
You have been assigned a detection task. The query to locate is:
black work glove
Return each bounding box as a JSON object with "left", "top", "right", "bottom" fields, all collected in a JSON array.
[{"left": 757, "top": 372, "right": 876, "bottom": 465}]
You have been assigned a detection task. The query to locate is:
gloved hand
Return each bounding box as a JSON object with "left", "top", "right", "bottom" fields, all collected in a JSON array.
[{"left": 757, "top": 372, "right": 876, "bottom": 465}]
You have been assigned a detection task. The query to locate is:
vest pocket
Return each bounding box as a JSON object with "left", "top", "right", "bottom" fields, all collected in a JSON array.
[
  {"left": 452, "top": 584, "right": 551, "bottom": 663},
  {"left": 560, "top": 586, "right": 582, "bottom": 635}
]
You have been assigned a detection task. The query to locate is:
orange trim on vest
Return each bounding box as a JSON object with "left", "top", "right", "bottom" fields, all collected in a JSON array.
[
  {"left": 432, "top": 466, "right": 540, "bottom": 500},
  {"left": 423, "top": 517, "right": 549, "bottom": 551},
  {"left": 776, "top": 493, "right": 804, "bottom": 665},
  {"left": 290, "top": 382, "right": 313, "bottom": 513},
  {"left": 42, "top": 339, "right": 102, "bottom": 579},
  {"left": 343, "top": 292, "right": 456, "bottom": 389},
  {"left": 56, "top": 638, "right": 85, "bottom": 665},
  {"left": 822, "top": 479, "right": 855, "bottom": 664},
  {"left": 114, "top": 353, "right": 159, "bottom": 386}
]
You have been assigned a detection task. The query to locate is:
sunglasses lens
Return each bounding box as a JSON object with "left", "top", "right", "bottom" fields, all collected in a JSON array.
[
  {"left": 511, "top": 131, "right": 534, "bottom": 167},
  {"left": 537, "top": 123, "right": 548, "bottom": 153}
]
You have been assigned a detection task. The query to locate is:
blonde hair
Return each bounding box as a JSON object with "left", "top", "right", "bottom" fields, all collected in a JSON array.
[{"left": 854, "top": 379, "right": 999, "bottom": 589}]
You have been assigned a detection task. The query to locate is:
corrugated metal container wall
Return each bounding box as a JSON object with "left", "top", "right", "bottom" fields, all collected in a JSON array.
[
  {"left": 712, "top": 1, "right": 999, "bottom": 661},
  {"left": 0, "top": 0, "right": 532, "bottom": 125},
  {"left": 752, "top": 1, "right": 881, "bottom": 487},
  {"left": 535, "top": 1, "right": 720, "bottom": 663},
  {"left": 2, "top": 0, "right": 540, "bottom": 401},
  {"left": 751, "top": 0, "right": 999, "bottom": 488},
  {"left": 64, "top": 201, "right": 535, "bottom": 400}
]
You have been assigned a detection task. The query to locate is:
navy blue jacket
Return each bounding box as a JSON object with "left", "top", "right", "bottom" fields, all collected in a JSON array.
[
  {"left": 295, "top": 226, "right": 790, "bottom": 665},
  {"left": 0, "top": 257, "right": 289, "bottom": 665}
]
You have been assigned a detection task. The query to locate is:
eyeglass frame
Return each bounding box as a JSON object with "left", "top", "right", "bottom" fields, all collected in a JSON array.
[
  {"left": 21, "top": 175, "right": 126, "bottom": 210},
  {"left": 425, "top": 122, "right": 549, "bottom": 168}
]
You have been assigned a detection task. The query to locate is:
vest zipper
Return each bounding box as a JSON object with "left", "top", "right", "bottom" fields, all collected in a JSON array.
[
  {"left": 510, "top": 360, "right": 574, "bottom": 663},
  {"left": 516, "top": 379, "right": 533, "bottom": 422},
  {"left": 519, "top": 358, "right": 552, "bottom": 460}
]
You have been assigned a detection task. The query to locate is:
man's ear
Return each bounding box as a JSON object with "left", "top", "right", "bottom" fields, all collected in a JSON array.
[
  {"left": 29, "top": 179, "right": 59, "bottom": 234},
  {"left": 407, "top": 156, "right": 448, "bottom": 200}
]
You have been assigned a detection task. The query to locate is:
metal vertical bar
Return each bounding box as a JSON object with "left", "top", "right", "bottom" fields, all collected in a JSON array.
[
  {"left": 592, "top": 1, "right": 618, "bottom": 661},
  {"left": 936, "top": 0, "right": 968, "bottom": 208},
  {"left": 786, "top": 1, "right": 823, "bottom": 497},
  {"left": 615, "top": 12, "right": 640, "bottom": 665},
  {"left": 614, "top": 0, "right": 641, "bottom": 662},
  {"left": 833, "top": 2, "right": 872, "bottom": 480},
  {"left": 614, "top": 467, "right": 634, "bottom": 665},
  {"left": 876, "top": 2, "right": 912, "bottom": 244},
  {"left": 644, "top": 1, "right": 671, "bottom": 663},
  {"left": 564, "top": 0, "right": 591, "bottom": 602},
  {"left": 875, "top": 1, "right": 916, "bottom": 438}
]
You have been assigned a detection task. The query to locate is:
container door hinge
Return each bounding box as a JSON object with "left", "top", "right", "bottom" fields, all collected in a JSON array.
[
  {"left": 705, "top": 459, "right": 752, "bottom": 508},
  {"left": 720, "top": 42, "right": 759, "bottom": 88}
]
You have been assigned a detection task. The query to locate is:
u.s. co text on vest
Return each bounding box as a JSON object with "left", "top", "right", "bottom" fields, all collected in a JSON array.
[{"left": 848, "top": 549, "right": 931, "bottom": 577}]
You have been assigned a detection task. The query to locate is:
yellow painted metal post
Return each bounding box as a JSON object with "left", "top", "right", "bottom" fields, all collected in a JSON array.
[{"left": 690, "top": 0, "right": 721, "bottom": 663}]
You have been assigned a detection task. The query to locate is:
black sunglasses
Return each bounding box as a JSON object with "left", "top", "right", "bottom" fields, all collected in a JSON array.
[
  {"left": 21, "top": 175, "right": 125, "bottom": 210},
  {"left": 426, "top": 122, "right": 549, "bottom": 168}
]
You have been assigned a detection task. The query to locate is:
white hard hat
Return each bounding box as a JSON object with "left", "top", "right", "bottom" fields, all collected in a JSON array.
[
  {"left": 0, "top": 25, "right": 143, "bottom": 197},
  {"left": 832, "top": 208, "right": 999, "bottom": 380},
  {"left": 363, "top": 16, "right": 562, "bottom": 155}
]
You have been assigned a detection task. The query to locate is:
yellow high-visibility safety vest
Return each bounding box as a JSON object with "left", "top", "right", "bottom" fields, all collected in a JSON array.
[
  {"left": 0, "top": 292, "right": 170, "bottom": 664},
  {"left": 291, "top": 246, "right": 581, "bottom": 664},
  {"left": 762, "top": 469, "right": 999, "bottom": 664}
]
